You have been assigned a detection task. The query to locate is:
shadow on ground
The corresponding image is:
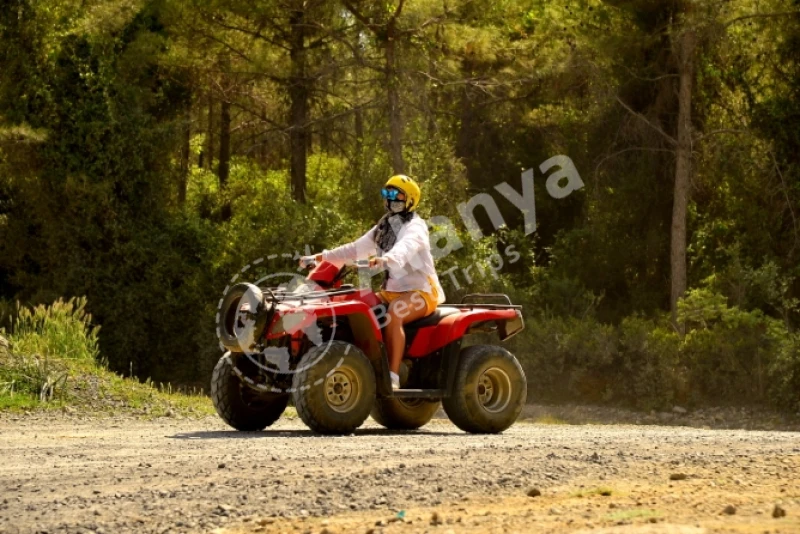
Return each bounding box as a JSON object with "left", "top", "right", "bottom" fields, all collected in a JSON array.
[{"left": 170, "top": 427, "right": 459, "bottom": 439}]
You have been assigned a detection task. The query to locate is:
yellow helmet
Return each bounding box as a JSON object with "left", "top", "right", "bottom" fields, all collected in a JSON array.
[{"left": 384, "top": 175, "right": 421, "bottom": 212}]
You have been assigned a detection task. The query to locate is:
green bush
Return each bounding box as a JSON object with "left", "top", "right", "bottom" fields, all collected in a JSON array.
[
  {"left": 513, "top": 316, "right": 618, "bottom": 404},
  {"left": 0, "top": 351, "right": 68, "bottom": 402},
  {"left": 678, "top": 288, "right": 784, "bottom": 404},
  {"left": 9, "top": 297, "right": 99, "bottom": 362},
  {"left": 528, "top": 270, "right": 604, "bottom": 320},
  {"left": 510, "top": 287, "right": 799, "bottom": 411},
  {"left": 0, "top": 297, "right": 99, "bottom": 401},
  {"left": 515, "top": 315, "right": 683, "bottom": 409},
  {"left": 767, "top": 333, "right": 800, "bottom": 413},
  {"left": 618, "top": 317, "right": 683, "bottom": 410}
]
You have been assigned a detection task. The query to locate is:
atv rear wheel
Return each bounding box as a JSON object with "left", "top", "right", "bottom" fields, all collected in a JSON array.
[
  {"left": 292, "top": 341, "right": 375, "bottom": 435},
  {"left": 371, "top": 398, "right": 440, "bottom": 430},
  {"left": 211, "top": 353, "right": 289, "bottom": 431},
  {"left": 442, "top": 345, "right": 526, "bottom": 434}
]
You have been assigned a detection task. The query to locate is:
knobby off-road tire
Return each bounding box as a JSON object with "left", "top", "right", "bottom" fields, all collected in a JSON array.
[
  {"left": 442, "top": 345, "right": 527, "bottom": 434},
  {"left": 211, "top": 353, "right": 289, "bottom": 431},
  {"left": 292, "top": 341, "right": 376, "bottom": 435},
  {"left": 371, "top": 398, "right": 441, "bottom": 430}
]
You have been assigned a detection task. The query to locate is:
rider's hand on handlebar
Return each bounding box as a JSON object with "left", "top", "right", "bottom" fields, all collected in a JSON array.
[
  {"left": 369, "top": 257, "right": 388, "bottom": 269},
  {"left": 299, "top": 254, "right": 323, "bottom": 268}
]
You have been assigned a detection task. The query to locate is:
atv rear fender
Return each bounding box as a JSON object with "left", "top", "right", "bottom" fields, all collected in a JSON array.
[{"left": 407, "top": 308, "right": 523, "bottom": 357}]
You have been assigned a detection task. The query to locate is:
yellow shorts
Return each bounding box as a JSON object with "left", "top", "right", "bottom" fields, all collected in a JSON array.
[{"left": 379, "top": 278, "right": 439, "bottom": 317}]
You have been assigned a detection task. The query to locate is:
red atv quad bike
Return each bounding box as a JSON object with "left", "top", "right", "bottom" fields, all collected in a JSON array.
[{"left": 211, "top": 259, "right": 527, "bottom": 435}]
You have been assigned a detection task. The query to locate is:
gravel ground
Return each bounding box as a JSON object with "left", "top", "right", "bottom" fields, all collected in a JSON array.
[{"left": 0, "top": 413, "right": 798, "bottom": 534}]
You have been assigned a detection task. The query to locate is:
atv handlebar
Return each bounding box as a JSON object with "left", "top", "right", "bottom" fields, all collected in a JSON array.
[{"left": 299, "top": 257, "right": 377, "bottom": 271}]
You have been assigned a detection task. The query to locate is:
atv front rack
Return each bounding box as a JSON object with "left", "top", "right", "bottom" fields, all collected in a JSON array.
[{"left": 262, "top": 284, "right": 358, "bottom": 304}]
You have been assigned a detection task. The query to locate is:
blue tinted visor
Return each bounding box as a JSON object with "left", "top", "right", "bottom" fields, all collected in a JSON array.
[{"left": 381, "top": 187, "right": 402, "bottom": 201}]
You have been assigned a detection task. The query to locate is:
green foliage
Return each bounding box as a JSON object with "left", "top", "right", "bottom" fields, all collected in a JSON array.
[
  {"left": 528, "top": 268, "right": 604, "bottom": 320},
  {"left": 201, "top": 155, "right": 367, "bottom": 277},
  {"left": 618, "top": 317, "right": 683, "bottom": 411},
  {"left": 0, "top": 297, "right": 97, "bottom": 401},
  {"left": 768, "top": 333, "right": 800, "bottom": 412},
  {"left": 0, "top": 351, "right": 69, "bottom": 402},
  {"left": 678, "top": 288, "right": 787, "bottom": 404},
  {"left": 9, "top": 297, "right": 99, "bottom": 362},
  {"left": 701, "top": 253, "right": 799, "bottom": 326},
  {"left": 513, "top": 288, "right": 799, "bottom": 411},
  {"left": 512, "top": 315, "right": 618, "bottom": 404},
  {"left": 0, "top": 296, "right": 213, "bottom": 414}
]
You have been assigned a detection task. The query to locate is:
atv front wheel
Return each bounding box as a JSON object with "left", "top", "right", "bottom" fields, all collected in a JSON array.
[
  {"left": 371, "top": 398, "right": 440, "bottom": 430},
  {"left": 292, "top": 341, "right": 376, "bottom": 435},
  {"left": 442, "top": 345, "right": 527, "bottom": 434},
  {"left": 211, "top": 353, "right": 289, "bottom": 431}
]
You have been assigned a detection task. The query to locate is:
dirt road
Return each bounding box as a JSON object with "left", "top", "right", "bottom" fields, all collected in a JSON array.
[{"left": 1, "top": 414, "right": 798, "bottom": 534}]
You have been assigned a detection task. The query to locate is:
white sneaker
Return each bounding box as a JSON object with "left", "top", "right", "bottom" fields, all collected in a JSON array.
[{"left": 390, "top": 372, "right": 401, "bottom": 390}]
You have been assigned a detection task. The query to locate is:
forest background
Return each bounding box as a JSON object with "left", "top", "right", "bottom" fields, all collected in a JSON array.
[{"left": 2, "top": 0, "right": 800, "bottom": 412}]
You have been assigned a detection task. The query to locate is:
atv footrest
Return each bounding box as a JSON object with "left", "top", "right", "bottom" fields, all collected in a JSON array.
[{"left": 391, "top": 389, "right": 446, "bottom": 399}]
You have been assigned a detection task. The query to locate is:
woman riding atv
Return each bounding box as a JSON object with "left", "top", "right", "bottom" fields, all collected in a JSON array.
[{"left": 302, "top": 175, "right": 445, "bottom": 389}]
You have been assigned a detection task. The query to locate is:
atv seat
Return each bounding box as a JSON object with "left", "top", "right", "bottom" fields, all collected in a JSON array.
[{"left": 404, "top": 306, "right": 461, "bottom": 329}]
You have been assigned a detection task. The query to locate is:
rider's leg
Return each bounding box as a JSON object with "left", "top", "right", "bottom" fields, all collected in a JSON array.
[{"left": 384, "top": 292, "right": 429, "bottom": 376}]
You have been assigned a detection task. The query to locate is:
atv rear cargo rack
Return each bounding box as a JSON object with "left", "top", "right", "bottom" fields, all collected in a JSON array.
[{"left": 443, "top": 293, "right": 522, "bottom": 310}]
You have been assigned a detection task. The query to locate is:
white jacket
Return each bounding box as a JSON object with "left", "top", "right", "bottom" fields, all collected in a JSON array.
[{"left": 321, "top": 215, "right": 446, "bottom": 303}]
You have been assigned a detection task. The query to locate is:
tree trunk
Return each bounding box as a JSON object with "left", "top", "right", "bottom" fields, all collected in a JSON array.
[
  {"left": 455, "top": 61, "right": 478, "bottom": 183},
  {"left": 319, "top": 117, "right": 330, "bottom": 153},
  {"left": 206, "top": 92, "right": 215, "bottom": 171},
  {"left": 426, "top": 47, "right": 438, "bottom": 138},
  {"left": 289, "top": 8, "right": 308, "bottom": 203},
  {"left": 354, "top": 105, "right": 364, "bottom": 170},
  {"left": 670, "top": 29, "right": 697, "bottom": 331},
  {"left": 218, "top": 100, "right": 231, "bottom": 188},
  {"left": 341, "top": 1, "right": 406, "bottom": 175},
  {"left": 352, "top": 39, "right": 365, "bottom": 183},
  {"left": 260, "top": 106, "right": 269, "bottom": 165},
  {"left": 385, "top": 22, "right": 405, "bottom": 175},
  {"left": 455, "top": 90, "right": 476, "bottom": 173},
  {"left": 178, "top": 102, "right": 191, "bottom": 206},
  {"left": 218, "top": 77, "right": 232, "bottom": 221}
]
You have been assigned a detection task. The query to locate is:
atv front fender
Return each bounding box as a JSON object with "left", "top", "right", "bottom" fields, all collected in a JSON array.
[{"left": 288, "top": 300, "right": 384, "bottom": 363}]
